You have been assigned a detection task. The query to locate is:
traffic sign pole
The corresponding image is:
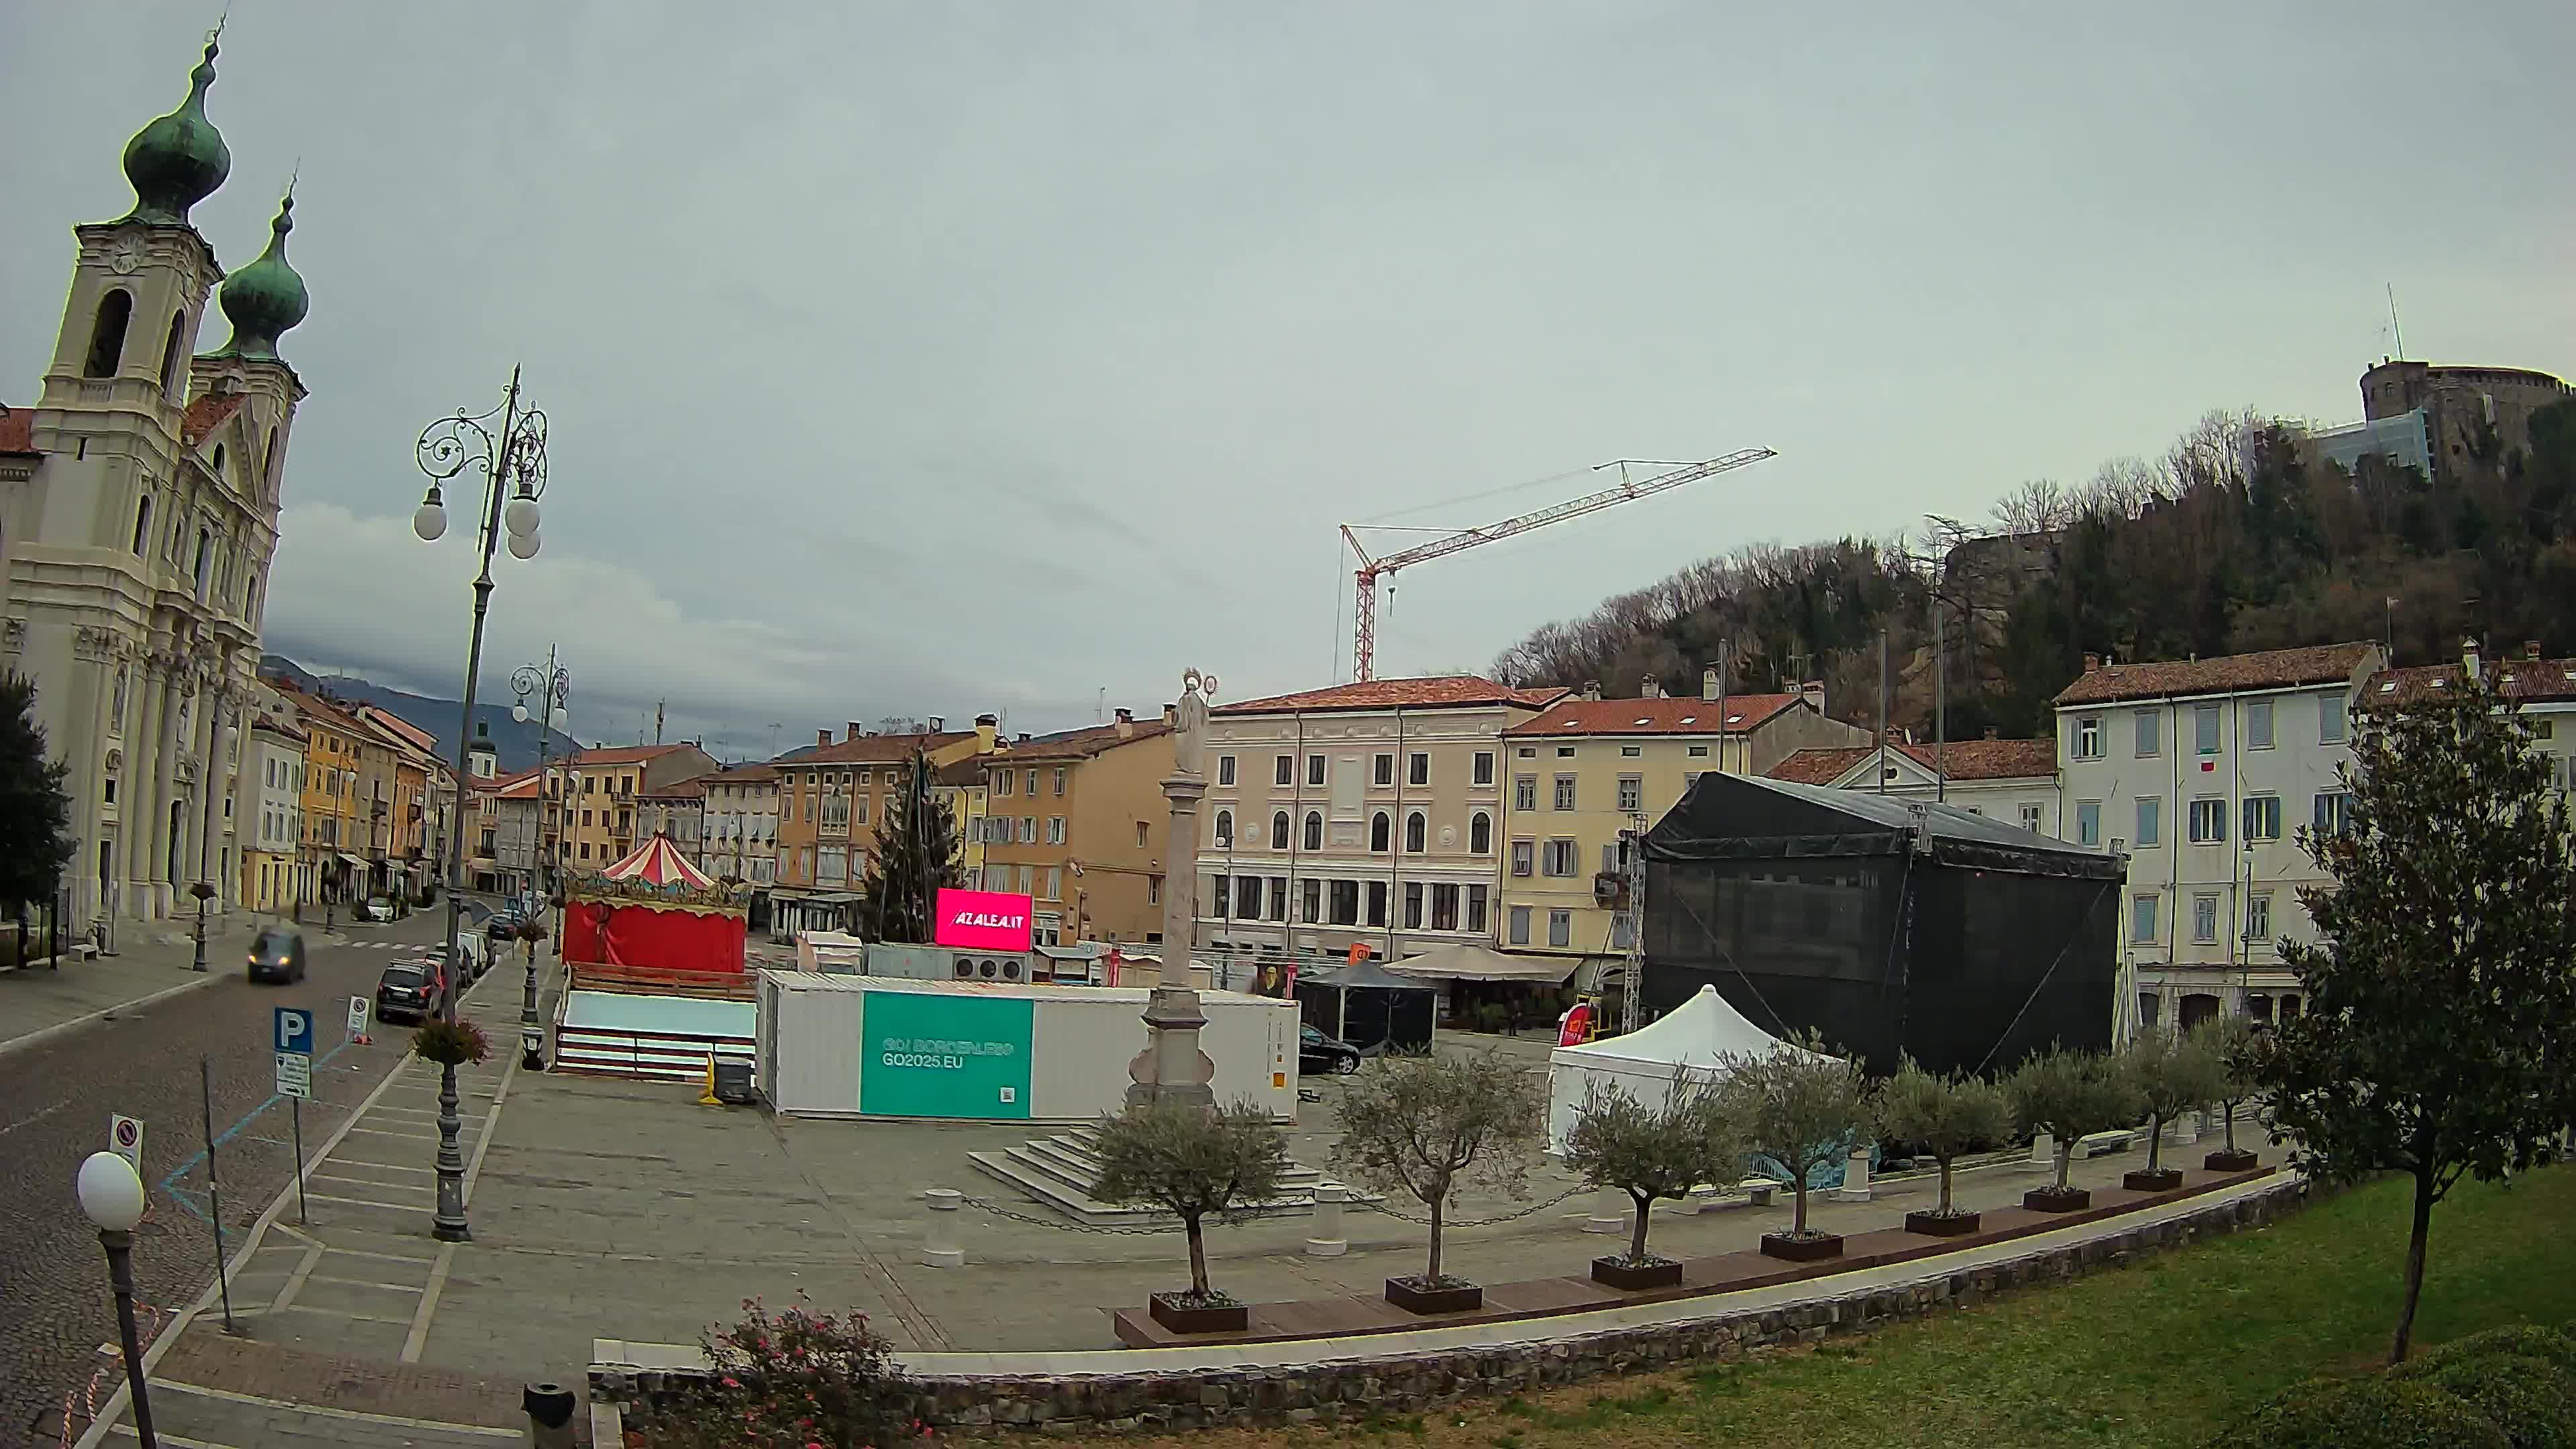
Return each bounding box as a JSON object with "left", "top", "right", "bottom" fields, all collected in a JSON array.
[
  {"left": 199, "top": 1055, "right": 237, "bottom": 1335},
  {"left": 292, "top": 1097, "right": 308, "bottom": 1226}
]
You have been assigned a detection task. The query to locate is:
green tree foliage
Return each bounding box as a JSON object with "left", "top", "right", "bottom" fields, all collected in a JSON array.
[
  {"left": 1091, "top": 1101, "right": 1291, "bottom": 1303},
  {"left": 2123, "top": 1027, "right": 2226, "bottom": 1174},
  {"left": 0, "top": 672, "right": 74, "bottom": 915},
  {"left": 854, "top": 751, "right": 960, "bottom": 943},
  {"left": 1561, "top": 1072, "right": 1746, "bottom": 1265},
  {"left": 1330, "top": 1053, "right": 1544, "bottom": 1287},
  {"left": 2231, "top": 1375, "right": 2512, "bottom": 1449},
  {"left": 1715, "top": 1031, "right": 1874, "bottom": 1238},
  {"left": 2261, "top": 666, "right": 2576, "bottom": 1364},
  {"left": 2190, "top": 1014, "right": 2268, "bottom": 1157},
  {"left": 1872, "top": 1057, "right": 2012, "bottom": 1216},
  {"left": 2006, "top": 1046, "right": 2143, "bottom": 1193}
]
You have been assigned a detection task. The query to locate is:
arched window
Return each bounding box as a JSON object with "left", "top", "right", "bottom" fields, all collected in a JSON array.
[
  {"left": 1470, "top": 810, "right": 1492, "bottom": 854},
  {"left": 85, "top": 290, "right": 133, "bottom": 378},
  {"left": 1405, "top": 811, "right": 1427, "bottom": 853},
  {"left": 1302, "top": 810, "right": 1322, "bottom": 852},
  {"left": 211, "top": 442, "right": 226, "bottom": 478},
  {"left": 193, "top": 527, "right": 212, "bottom": 593},
  {"left": 1369, "top": 811, "right": 1391, "bottom": 853},
  {"left": 1214, "top": 809, "right": 1233, "bottom": 847},
  {"left": 262, "top": 428, "right": 278, "bottom": 494},
  {"left": 129, "top": 495, "right": 153, "bottom": 555},
  {"left": 1270, "top": 810, "right": 1289, "bottom": 849},
  {"left": 158, "top": 311, "right": 186, "bottom": 396}
]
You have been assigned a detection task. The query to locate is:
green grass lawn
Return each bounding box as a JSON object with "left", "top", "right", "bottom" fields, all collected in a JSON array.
[{"left": 1134, "top": 1166, "right": 2576, "bottom": 1449}]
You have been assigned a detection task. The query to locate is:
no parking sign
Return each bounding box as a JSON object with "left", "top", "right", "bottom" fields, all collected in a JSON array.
[{"left": 109, "top": 1113, "right": 144, "bottom": 1173}]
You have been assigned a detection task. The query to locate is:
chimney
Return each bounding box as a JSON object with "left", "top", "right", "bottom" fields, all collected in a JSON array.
[
  {"left": 816, "top": 729, "right": 831, "bottom": 749},
  {"left": 927, "top": 715, "right": 945, "bottom": 733},
  {"left": 1016, "top": 732, "right": 1031, "bottom": 745},
  {"left": 846, "top": 721, "right": 863, "bottom": 743},
  {"left": 1114, "top": 708, "right": 1134, "bottom": 739},
  {"left": 1701, "top": 665, "right": 1720, "bottom": 702},
  {"left": 1581, "top": 680, "right": 1602, "bottom": 701},
  {"left": 1984, "top": 726, "right": 1999, "bottom": 740},
  {"left": 974, "top": 713, "right": 998, "bottom": 752},
  {"left": 2526, "top": 641, "right": 2543, "bottom": 661},
  {"left": 2082, "top": 653, "right": 2101, "bottom": 673},
  {"left": 1162, "top": 702, "right": 1177, "bottom": 727},
  {"left": 2462, "top": 636, "right": 2481, "bottom": 680},
  {"left": 1798, "top": 680, "right": 1826, "bottom": 713},
  {"left": 1641, "top": 675, "right": 1662, "bottom": 699}
]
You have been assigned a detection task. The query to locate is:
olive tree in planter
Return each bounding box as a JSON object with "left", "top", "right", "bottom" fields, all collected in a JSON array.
[
  {"left": 1874, "top": 1057, "right": 2012, "bottom": 1237},
  {"left": 1561, "top": 1071, "right": 1746, "bottom": 1289},
  {"left": 2192, "top": 1014, "right": 2266, "bottom": 1171},
  {"left": 2121, "top": 1026, "right": 2225, "bottom": 1191},
  {"left": 2006, "top": 1045, "right": 2141, "bottom": 1212},
  {"left": 1718, "top": 1031, "right": 1874, "bottom": 1263},
  {"left": 1332, "top": 1051, "right": 1544, "bottom": 1314},
  {"left": 1090, "top": 1099, "right": 1291, "bottom": 1334}
]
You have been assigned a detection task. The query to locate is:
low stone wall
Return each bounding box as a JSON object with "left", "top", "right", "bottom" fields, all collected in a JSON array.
[{"left": 596, "top": 1177, "right": 2309, "bottom": 1436}]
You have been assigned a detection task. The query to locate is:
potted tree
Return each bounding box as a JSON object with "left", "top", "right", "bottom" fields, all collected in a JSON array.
[
  {"left": 1090, "top": 1100, "right": 1291, "bottom": 1334},
  {"left": 1876, "top": 1056, "right": 2012, "bottom": 1236},
  {"left": 1562, "top": 1071, "right": 1745, "bottom": 1289},
  {"left": 1332, "top": 1052, "right": 1544, "bottom": 1313},
  {"left": 2194, "top": 1015, "right": 2265, "bottom": 1172},
  {"left": 2122, "top": 1026, "right": 2224, "bottom": 1191},
  {"left": 2006, "top": 1045, "right": 2142, "bottom": 1212},
  {"left": 1719, "top": 1032, "right": 1874, "bottom": 1262}
]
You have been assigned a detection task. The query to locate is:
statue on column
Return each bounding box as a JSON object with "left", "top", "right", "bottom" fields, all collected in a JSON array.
[
  {"left": 1171, "top": 668, "right": 1216, "bottom": 778},
  {"left": 1127, "top": 666, "right": 1221, "bottom": 1114}
]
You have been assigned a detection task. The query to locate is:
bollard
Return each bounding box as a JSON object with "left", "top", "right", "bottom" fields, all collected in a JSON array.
[
  {"left": 2028, "top": 1130, "right": 2055, "bottom": 1168},
  {"left": 1582, "top": 1185, "right": 1628, "bottom": 1234},
  {"left": 1305, "top": 1183, "right": 1348, "bottom": 1256},
  {"left": 1830, "top": 1143, "right": 1873, "bottom": 1202},
  {"left": 921, "top": 1187, "right": 965, "bottom": 1268},
  {"left": 523, "top": 1381, "right": 576, "bottom": 1448}
]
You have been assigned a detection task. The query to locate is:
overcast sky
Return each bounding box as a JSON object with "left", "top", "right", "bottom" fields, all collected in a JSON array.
[{"left": 7, "top": 3, "right": 2569, "bottom": 757}]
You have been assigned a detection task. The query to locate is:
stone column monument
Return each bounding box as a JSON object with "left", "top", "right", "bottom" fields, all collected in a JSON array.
[{"left": 1126, "top": 667, "right": 1219, "bottom": 1113}]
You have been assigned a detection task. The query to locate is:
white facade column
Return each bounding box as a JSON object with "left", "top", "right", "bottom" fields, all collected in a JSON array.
[
  {"left": 199, "top": 690, "right": 234, "bottom": 913},
  {"left": 125, "top": 661, "right": 165, "bottom": 906}
]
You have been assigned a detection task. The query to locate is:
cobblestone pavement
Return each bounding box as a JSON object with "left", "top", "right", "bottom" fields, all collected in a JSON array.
[{"left": 0, "top": 907, "right": 480, "bottom": 1449}]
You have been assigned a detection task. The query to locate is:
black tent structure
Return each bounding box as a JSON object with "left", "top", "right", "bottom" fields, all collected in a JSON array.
[
  {"left": 1294, "top": 958, "right": 1438, "bottom": 1055},
  {"left": 1641, "top": 772, "right": 2123, "bottom": 1078}
]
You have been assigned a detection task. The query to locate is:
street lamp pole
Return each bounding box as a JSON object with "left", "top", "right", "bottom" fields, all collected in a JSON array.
[
  {"left": 77, "top": 1152, "right": 157, "bottom": 1448},
  {"left": 512, "top": 653, "right": 568, "bottom": 1072},
  {"left": 413, "top": 368, "right": 549, "bottom": 1243}
]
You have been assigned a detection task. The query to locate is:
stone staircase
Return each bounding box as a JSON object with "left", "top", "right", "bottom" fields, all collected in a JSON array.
[{"left": 967, "top": 1126, "right": 1375, "bottom": 1226}]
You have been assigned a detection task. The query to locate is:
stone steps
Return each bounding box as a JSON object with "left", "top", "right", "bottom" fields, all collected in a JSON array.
[{"left": 967, "top": 1128, "right": 1370, "bottom": 1226}]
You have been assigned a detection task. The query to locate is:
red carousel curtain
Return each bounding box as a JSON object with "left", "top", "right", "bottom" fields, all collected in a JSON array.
[
  {"left": 563, "top": 900, "right": 612, "bottom": 965},
  {"left": 599, "top": 904, "right": 746, "bottom": 975}
]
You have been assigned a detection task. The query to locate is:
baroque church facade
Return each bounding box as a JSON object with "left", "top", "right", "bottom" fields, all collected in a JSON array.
[{"left": 0, "top": 32, "right": 311, "bottom": 930}]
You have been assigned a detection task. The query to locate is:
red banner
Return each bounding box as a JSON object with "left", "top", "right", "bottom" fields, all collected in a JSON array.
[
  {"left": 933, "top": 888, "right": 1035, "bottom": 952},
  {"left": 1558, "top": 1002, "right": 1595, "bottom": 1047}
]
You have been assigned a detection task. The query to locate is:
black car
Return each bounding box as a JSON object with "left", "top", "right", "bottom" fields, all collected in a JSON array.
[
  {"left": 247, "top": 927, "right": 307, "bottom": 983},
  {"left": 1299, "top": 1024, "right": 1362, "bottom": 1075},
  {"left": 376, "top": 961, "right": 445, "bottom": 1024}
]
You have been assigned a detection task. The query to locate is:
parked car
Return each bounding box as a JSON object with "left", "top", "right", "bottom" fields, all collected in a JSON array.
[
  {"left": 453, "top": 932, "right": 492, "bottom": 982},
  {"left": 360, "top": 896, "right": 396, "bottom": 923},
  {"left": 1299, "top": 1024, "right": 1363, "bottom": 1075},
  {"left": 247, "top": 927, "right": 307, "bottom": 983},
  {"left": 376, "top": 961, "right": 445, "bottom": 1023}
]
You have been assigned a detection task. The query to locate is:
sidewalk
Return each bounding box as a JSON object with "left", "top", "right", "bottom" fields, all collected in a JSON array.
[{"left": 0, "top": 912, "right": 298, "bottom": 1057}]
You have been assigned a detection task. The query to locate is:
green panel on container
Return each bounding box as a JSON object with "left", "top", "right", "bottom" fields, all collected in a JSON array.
[{"left": 860, "top": 991, "right": 1035, "bottom": 1120}]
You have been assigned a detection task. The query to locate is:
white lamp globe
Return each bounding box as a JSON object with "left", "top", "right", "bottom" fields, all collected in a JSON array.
[
  {"left": 504, "top": 495, "right": 541, "bottom": 539},
  {"left": 413, "top": 498, "right": 448, "bottom": 543},
  {"left": 506, "top": 529, "right": 540, "bottom": 561},
  {"left": 76, "top": 1151, "right": 146, "bottom": 1232},
  {"left": 513, "top": 702, "right": 530, "bottom": 724}
]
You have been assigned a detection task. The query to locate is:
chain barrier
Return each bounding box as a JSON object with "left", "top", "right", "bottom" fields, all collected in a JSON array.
[
  {"left": 955, "top": 1195, "right": 1175, "bottom": 1236},
  {"left": 1350, "top": 1183, "right": 1587, "bottom": 1228},
  {"left": 59, "top": 1296, "right": 170, "bottom": 1442}
]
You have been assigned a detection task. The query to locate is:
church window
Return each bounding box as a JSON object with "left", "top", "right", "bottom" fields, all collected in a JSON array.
[
  {"left": 194, "top": 527, "right": 212, "bottom": 592},
  {"left": 130, "top": 496, "right": 153, "bottom": 555},
  {"left": 262, "top": 429, "right": 278, "bottom": 493},
  {"left": 158, "top": 311, "right": 186, "bottom": 396},
  {"left": 85, "top": 290, "right": 133, "bottom": 378},
  {"left": 211, "top": 443, "right": 225, "bottom": 478}
]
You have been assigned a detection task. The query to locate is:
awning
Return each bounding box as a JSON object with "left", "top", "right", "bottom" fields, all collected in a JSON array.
[
  {"left": 1385, "top": 943, "right": 1582, "bottom": 983},
  {"left": 336, "top": 853, "right": 367, "bottom": 869}
]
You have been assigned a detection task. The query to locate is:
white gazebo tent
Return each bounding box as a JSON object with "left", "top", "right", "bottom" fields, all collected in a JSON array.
[{"left": 1544, "top": 984, "right": 1835, "bottom": 1152}]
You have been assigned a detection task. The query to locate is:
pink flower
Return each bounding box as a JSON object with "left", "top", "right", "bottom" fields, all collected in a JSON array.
[{"left": 720, "top": 1376, "right": 742, "bottom": 1389}]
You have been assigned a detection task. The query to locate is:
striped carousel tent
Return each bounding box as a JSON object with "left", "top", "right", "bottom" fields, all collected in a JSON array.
[{"left": 596, "top": 833, "right": 714, "bottom": 890}]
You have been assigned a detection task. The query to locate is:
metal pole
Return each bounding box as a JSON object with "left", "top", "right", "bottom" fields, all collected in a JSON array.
[
  {"left": 1876, "top": 629, "right": 1889, "bottom": 794},
  {"left": 191, "top": 891, "right": 207, "bottom": 971},
  {"left": 290, "top": 1097, "right": 309, "bottom": 1225},
  {"left": 198, "top": 1055, "right": 236, "bottom": 1333},
  {"left": 1933, "top": 596, "right": 1947, "bottom": 804},
  {"left": 99, "top": 1228, "right": 158, "bottom": 1448}
]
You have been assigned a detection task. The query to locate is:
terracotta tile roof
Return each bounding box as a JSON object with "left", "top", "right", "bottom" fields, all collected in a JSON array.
[
  {"left": 571, "top": 743, "right": 690, "bottom": 767},
  {"left": 356, "top": 706, "right": 439, "bottom": 757},
  {"left": 493, "top": 773, "right": 544, "bottom": 800},
  {"left": 703, "top": 763, "right": 780, "bottom": 783},
  {"left": 639, "top": 778, "right": 708, "bottom": 800},
  {"left": 2051, "top": 643, "right": 2381, "bottom": 707},
  {"left": 994, "top": 720, "right": 1172, "bottom": 762},
  {"left": 1217, "top": 676, "right": 1566, "bottom": 716},
  {"left": 0, "top": 404, "right": 35, "bottom": 456},
  {"left": 933, "top": 758, "right": 989, "bottom": 787},
  {"left": 1505, "top": 694, "right": 1802, "bottom": 738},
  {"left": 2365, "top": 654, "right": 2576, "bottom": 707},
  {"left": 180, "top": 392, "right": 248, "bottom": 447},
  {"left": 249, "top": 712, "right": 306, "bottom": 743},
  {"left": 782, "top": 731, "right": 975, "bottom": 767},
  {"left": 1766, "top": 737, "right": 2057, "bottom": 786}
]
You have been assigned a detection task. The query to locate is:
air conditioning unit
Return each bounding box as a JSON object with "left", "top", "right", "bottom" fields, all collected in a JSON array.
[{"left": 861, "top": 943, "right": 1032, "bottom": 984}]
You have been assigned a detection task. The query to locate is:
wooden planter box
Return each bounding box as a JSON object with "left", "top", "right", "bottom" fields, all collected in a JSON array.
[
  {"left": 2024, "top": 1185, "right": 2092, "bottom": 1213},
  {"left": 1591, "top": 1254, "right": 1684, "bottom": 1290},
  {"left": 1384, "top": 1277, "right": 1482, "bottom": 1315},
  {"left": 2123, "top": 1167, "right": 2185, "bottom": 1193},
  {"left": 2204, "top": 1148, "right": 2260, "bottom": 1172},
  {"left": 1147, "top": 1293, "right": 1248, "bottom": 1335},
  {"left": 1760, "top": 1231, "right": 1844, "bottom": 1263},
  {"left": 1904, "top": 1209, "right": 1981, "bottom": 1237}
]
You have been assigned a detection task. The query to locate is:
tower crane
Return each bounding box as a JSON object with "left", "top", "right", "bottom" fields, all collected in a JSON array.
[{"left": 1340, "top": 449, "right": 1777, "bottom": 681}]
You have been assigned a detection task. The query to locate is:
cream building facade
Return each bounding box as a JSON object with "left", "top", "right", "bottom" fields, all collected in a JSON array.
[
  {"left": 241, "top": 711, "right": 304, "bottom": 913},
  {"left": 1, "top": 36, "right": 311, "bottom": 929},
  {"left": 1765, "top": 735, "right": 2061, "bottom": 835}
]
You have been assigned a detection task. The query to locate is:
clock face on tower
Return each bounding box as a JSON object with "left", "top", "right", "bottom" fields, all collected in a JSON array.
[{"left": 109, "top": 237, "right": 145, "bottom": 275}]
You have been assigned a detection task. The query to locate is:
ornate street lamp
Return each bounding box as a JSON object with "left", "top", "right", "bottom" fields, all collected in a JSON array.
[
  {"left": 76, "top": 1151, "right": 158, "bottom": 1448},
  {"left": 411, "top": 368, "right": 549, "bottom": 1242},
  {"left": 511, "top": 655, "right": 568, "bottom": 1071}
]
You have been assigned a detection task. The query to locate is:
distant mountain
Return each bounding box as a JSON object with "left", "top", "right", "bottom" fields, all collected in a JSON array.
[{"left": 260, "top": 655, "right": 578, "bottom": 776}]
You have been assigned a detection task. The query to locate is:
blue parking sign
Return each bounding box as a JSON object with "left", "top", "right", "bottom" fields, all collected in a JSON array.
[{"left": 274, "top": 1006, "right": 313, "bottom": 1056}]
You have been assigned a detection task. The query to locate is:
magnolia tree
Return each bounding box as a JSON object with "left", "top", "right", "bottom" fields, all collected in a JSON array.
[
  {"left": 1561, "top": 1071, "right": 1746, "bottom": 1266},
  {"left": 2261, "top": 666, "right": 2576, "bottom": 1364},
  {"left": 1874, "top": 1057, "right": 2012, "bottom": 1218},
  {"left": 1332, "top": 1052, "right": 1544, "bottom": 1287},
  {"left": 1717, "top": 1031, "right": 1873, "bottom": 1240},
  {"left": 1091, "top": 1100, "right": 1291, "bottom": 1307},
  {"left": 2123, "top": 1026, "right": 2225, "bottom": 1176},
  {"left": 2006, "top": 1046, "right": 2141, "bottom": 1195}
]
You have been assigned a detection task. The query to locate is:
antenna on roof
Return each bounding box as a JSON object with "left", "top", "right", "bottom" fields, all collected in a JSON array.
[{"left": 2386, "top": 283, "right": 2404, "bottom": 360}]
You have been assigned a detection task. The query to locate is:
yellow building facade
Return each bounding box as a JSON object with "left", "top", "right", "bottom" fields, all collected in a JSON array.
[{"left": 978, "top": 712, "right": 1174, "bottom": 946}]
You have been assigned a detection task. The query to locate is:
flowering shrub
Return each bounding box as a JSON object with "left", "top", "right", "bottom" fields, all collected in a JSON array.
[
  {"left": 654, "top": 1296, "right": 915, "bottom": 1449},
  {"left": 410, "top": 1017, "right": 490, "bottom": 1067}
]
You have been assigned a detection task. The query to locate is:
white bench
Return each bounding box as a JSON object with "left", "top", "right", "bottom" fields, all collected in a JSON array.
[{"left": 1690, "top": 1176, "right": 1789, "bottom": 1210}]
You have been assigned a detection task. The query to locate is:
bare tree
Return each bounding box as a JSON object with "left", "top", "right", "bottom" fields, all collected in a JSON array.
[{"left": 1331, "top": 1053, "right": 1544, "bottom": 1287}]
